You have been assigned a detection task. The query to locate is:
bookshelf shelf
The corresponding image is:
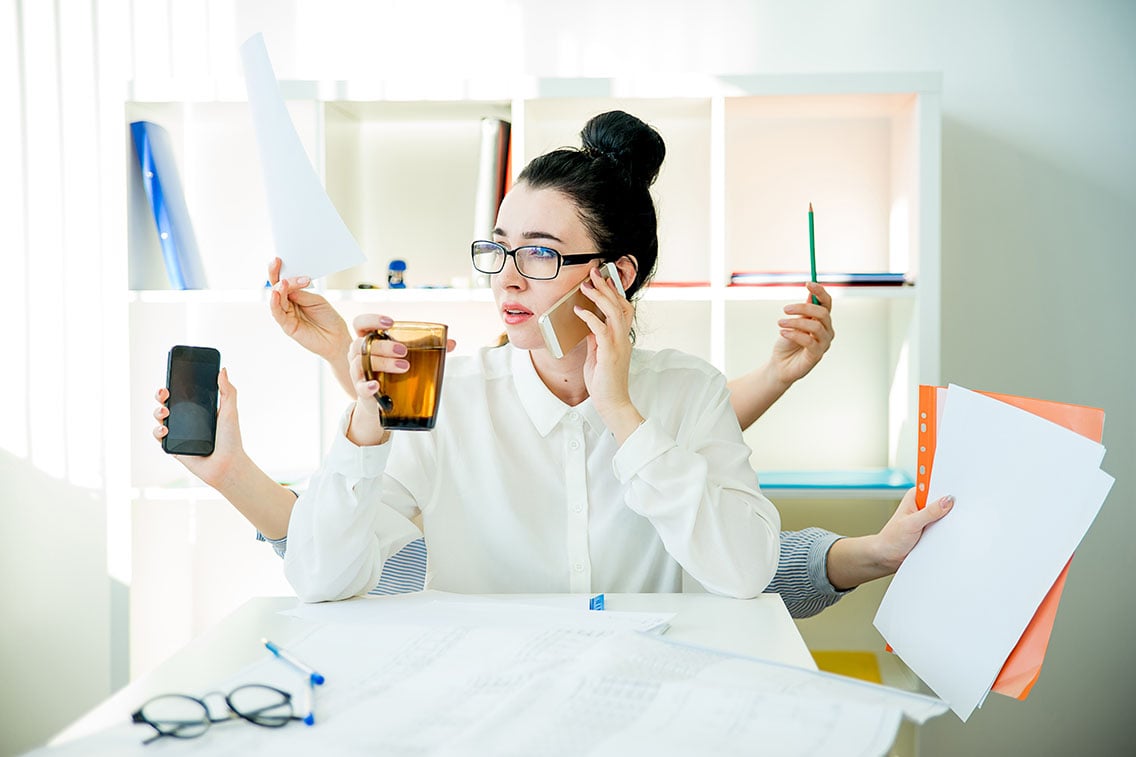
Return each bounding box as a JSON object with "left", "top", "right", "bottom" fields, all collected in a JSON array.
[{"left": 122, "top": 74, "right": 940, "bottom": 500}]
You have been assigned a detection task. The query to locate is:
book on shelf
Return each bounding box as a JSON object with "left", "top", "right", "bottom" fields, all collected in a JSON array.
[
  {"left": 647, "top": 280, "right": 711, "bottom": 288},
  {"left": 730, "top": 271, "right": 909, "bottom": 286},
  {"left": 129, "top": 121, "right": 208, "bottom": 290},
  {"left": 472, "top": 117, "right": 511, "bottom": 285}
]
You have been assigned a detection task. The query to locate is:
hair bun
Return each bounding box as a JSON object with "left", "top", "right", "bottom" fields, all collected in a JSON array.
[{"left": 580, "top": 111, "right": 666, "bottom": 187}]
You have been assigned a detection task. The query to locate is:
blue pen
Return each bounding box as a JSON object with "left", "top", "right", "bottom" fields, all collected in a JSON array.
[{"left": 262, "top": 638, "right": 324, "bottom": 725}]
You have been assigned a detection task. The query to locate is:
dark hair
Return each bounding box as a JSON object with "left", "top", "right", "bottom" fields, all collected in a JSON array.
[{"left": 517, "top": 110, "right": 665, "bottom": 300}]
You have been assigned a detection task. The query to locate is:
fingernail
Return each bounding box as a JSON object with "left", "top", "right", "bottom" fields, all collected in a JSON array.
[
  {"left": 296, "top": 276, "right": 310, "bottom": 286},
  {"left": 379, "top": 316, "right": 394, "bottom": 327},
  {"left": 392, "top": 343, "right": 407, "bottom": 357},
  {"left": 365, "top": 381, "right": 378, "bottom": 392},
  {"left": 394, "top": 359, "right": 409, "bottom": 371},
  {"left": 940, "top": 495, "right": 955, "bottom": 510}
]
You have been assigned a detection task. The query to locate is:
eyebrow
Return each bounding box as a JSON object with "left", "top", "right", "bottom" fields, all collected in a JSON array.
[{"left": 492, "top": 227, "right": 565, "bottom": 244}]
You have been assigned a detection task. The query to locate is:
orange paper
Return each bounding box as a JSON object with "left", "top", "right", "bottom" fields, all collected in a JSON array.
[{"left": 915, "top": 385, "right": 1104, "bottom": 699}]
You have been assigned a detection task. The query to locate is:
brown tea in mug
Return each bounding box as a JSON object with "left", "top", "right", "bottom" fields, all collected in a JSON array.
[{"left": 363, "top": 322, "right": 448, "bottom": 430}]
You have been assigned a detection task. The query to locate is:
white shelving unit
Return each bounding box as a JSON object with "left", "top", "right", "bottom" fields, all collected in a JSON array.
[
  {"left": 126, "top": 72, "right": 940, "bottom": 495},
  {"left": 121, "top": 73, "right": 939, "bottom": 672}
]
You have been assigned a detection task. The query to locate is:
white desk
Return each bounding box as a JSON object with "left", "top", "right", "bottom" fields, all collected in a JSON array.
[{"left": 52, "top": 591, "right": 815, "bottom": 748}]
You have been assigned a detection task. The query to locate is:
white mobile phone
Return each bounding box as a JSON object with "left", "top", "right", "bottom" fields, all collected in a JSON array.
[{"left": 537, "top": 262, "right": 626, "bottom": 359}]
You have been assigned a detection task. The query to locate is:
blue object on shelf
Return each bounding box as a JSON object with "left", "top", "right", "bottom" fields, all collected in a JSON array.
[
  {"left": 388, "top": 258, "right": 407, "bottom": 289},
  {"left": 757, "top": 468, "right": 914, "bottom": 490},
  {"left": 130, "top": 121, "right": 207, "bottom": 290}
]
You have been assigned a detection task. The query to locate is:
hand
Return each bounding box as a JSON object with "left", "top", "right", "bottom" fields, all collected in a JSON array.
[
  {"left": 152, "top": 368, "right": 247, "bottom": 488},
  {"left": 268, "top": 257, "right": 352, "bottom": 364},
  {"left": 824, "top": 487, "right": 954, "bottom": 591},
  {"left": 343, "top": 314, "right": 405, "bottom": 446},
  {"left": 769, "top": 281, "right": 834, "bottom": 386},
  {"left": 871, "top": 488, "right": 956, "bottom": 573},
  {"left": 577, "top": 264, "right": 642, "bottom": 442}
]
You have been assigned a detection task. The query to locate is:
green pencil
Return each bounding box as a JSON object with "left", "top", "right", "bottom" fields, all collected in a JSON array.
[{"left": 808, "top": 202, "right": 818, "bottom": 304}]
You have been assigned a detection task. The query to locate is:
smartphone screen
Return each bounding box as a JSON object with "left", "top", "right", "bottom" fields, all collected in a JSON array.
[
  {"left": 538, "top": 262, "right": 626, "bottom": 359},
  {"left": 163, "top": 345, "right": 221, "bottom": 456}
]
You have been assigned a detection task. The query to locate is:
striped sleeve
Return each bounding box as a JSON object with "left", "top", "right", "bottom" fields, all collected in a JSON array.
[
  {"left": 765, "top": 528, "right": 854, "bottom": 619},
  {"left": 257, "top": 531, "right": 426, "bottom": 595}
]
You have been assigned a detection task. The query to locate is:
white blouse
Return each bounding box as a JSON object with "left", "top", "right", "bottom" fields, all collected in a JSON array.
[{"left": 284, "top": 344, "right": 780, "bottom": 602}]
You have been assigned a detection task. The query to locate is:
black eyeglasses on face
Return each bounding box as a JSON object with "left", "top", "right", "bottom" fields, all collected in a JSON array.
[
  {"left": 471, "top": 240, "right": 599, "bottom": 280},
  {"left": 131, "top": 684, "right": 301, "bottom": 745}
]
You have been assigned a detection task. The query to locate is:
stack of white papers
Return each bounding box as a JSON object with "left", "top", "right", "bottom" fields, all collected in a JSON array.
[{"left": 875, "top": 385, "right": 1113, "bottom": 720}]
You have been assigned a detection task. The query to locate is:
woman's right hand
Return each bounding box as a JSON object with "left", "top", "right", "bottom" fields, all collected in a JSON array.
[
  {"left": 152, "top": 368, "right": 246, "bottom": 488},
  {"left": 268, "top": 257, "right": 352, "bottom": 365}
]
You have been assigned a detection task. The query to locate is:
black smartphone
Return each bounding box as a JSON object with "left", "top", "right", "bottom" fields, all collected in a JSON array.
[{"left": 162, "top": 345, "right": 221, "bottom": 456}]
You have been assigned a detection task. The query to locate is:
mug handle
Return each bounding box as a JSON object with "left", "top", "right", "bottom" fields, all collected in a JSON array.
[{"left": 361, "top": 331, "right": 395, "bottom": 413}]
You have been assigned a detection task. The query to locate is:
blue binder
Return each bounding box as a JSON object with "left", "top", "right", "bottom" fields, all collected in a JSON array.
[{"left": 129, "top": 121, "right": 207, "bottom": 289}]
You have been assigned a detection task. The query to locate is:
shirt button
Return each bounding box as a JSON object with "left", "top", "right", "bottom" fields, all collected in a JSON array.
[
  {"left": 570, "top": 412, "right": 580, "bottom": 421},
  {"left": 569, "top": 440, "right": 580, "bottom": 450},
  {"left": 573, "top": 504, "right": 583, "bottom": 513},
  {"left": 573, "top": 563, "right": 584, "bottom": 573}
]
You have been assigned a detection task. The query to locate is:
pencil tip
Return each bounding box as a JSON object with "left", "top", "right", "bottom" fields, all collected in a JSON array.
[{"left": 809, "top": 202, "right": 813, "bottom": 212}]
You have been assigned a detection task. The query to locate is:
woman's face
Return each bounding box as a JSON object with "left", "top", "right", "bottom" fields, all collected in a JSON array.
[{"left": 490, "top": 183, "right": 598, "bottom": 352}]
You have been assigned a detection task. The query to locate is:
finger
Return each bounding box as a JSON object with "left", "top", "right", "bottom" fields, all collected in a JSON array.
[
  {"left": 805, "top": 281, "right": 833, "bottom": 312},
  {"left": 778, "top": 329, "right": 813, "bottom": 348},
  {"left": 352, "top": 313, "right": 395, "bottom": 336},
  {"left": 155, "top": 387, "right": 169, "bottom": 402},
  {"left": 268, "top": 257, "right": 282, "bottom": 286},
  {"left": 153, "top": 405, "right": 169, "bottom": 421},
  {"left": 920, "top": 495, "right": 955, "bottom": 525},
  {"left": 351, "top": 340, "right": 409, "bottom": 378},
  {"left": 445, "top": 338, "right": 457, "bottom": 353},
  {"left": 783, "top": 300, "right": 833, "bottom": 322},
  {"left": 574, "top": 303, "right": 604, "bottom": 333},
  {"left": 580, "top": 268, "right": 631, "bottom": 327},
  {"left": 284, "top": 275, "right": 312, "bottom": 291},
  {"left": 778, "top": 316, "right": 823, "bottom": 338},
  {"left": 355, "top": 377, "right": 382, "bottom": 401},
  {"left": 217, "top": 367, "right": 237, "bottom": 417},
  {"left": 153, "top": 424, "right": 168, "bottom": 441},
  {"left": 270, "top": 284, "right": 293, "bottom": 320},
  {"left": 284, "top": 287, "right": 327, "bottom": 308}
]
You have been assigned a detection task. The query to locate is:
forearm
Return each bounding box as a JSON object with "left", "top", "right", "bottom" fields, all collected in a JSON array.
[
  {"left": 616, "top": 418, "right": 781, "bottom": 598},
  {"left": 205, "top": 453, "right": 295, "bottom": 539},
  {"left": 727, "top": 362, "right": 792, "bottom": 431},
  {"left": 330, "top": 350, "right": 354, "bottom": 397},
  {"left": 283, "top": 426, "right": 419, "bottom": 602},
  {"left": 824, "top": 534, "right": 897, "bottom": 592}
]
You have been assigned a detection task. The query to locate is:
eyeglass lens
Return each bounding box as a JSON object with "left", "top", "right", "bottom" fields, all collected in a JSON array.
[{"left": 472, "top": 242, "right": 561, "bottom": 280}]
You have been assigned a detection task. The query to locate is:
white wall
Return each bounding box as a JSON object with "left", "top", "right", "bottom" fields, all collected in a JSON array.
[{"left": 3, "top": 1, "right": 1133, "bottom": 755}]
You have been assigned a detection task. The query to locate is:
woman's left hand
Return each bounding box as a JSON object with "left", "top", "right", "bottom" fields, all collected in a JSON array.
[{"left": 577, "top": 265, "right": 643, "bottom": 442}]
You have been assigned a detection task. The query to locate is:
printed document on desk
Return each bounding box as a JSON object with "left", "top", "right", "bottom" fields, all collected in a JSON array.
[
  {"left": 874, "top": 385, "right": 1113, "bottom": 721},
  {"left": 35, "top": 619, "right": 945, "bottom": 757}
]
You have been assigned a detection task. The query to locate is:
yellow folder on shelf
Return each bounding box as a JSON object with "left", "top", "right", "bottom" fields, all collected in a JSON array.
[{"left": 914, "top": 385, "right": 1105, "bottom": 700}]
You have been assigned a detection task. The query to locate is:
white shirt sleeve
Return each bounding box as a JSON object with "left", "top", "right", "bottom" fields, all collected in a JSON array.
[
  {"left": 283, "top": 407, "right": 424, "bottom": 603},
  {"left": 611, "top": 371, "right": 780, "bottom": 599}
]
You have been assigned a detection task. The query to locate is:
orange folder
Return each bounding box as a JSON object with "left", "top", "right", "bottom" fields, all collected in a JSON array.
[{"left": 914, "top": 385, "right": 1105, "bottom": 699}]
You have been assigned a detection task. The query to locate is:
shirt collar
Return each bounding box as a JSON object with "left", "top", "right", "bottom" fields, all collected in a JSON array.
[{"left": 509, "top": 344, "right": 603, "bottom": 436}]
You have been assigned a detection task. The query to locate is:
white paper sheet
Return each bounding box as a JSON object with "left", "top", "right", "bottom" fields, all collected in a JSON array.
[
  {"left": 239, "top": 33, "right": 365, "bottom": 280},
  {"left": 874, "top": 384, "right": 1114, "bottom": 720}
]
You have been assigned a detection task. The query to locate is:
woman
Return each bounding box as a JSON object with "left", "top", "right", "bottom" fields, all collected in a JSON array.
[
  {"left": 154, "top": 111, "right": 949, "bottom": 610},
  {"left": 278, "top": 111, "right": 779, "bottom": 601}
]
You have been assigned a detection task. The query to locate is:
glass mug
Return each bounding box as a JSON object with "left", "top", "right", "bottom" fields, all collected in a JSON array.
[{"left": 361, "top": 322, "right": 448, "bottom": 430}]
